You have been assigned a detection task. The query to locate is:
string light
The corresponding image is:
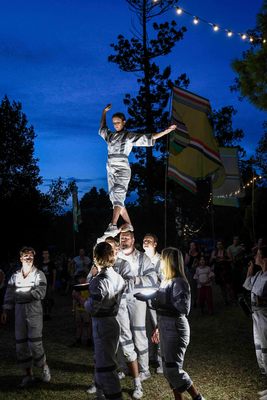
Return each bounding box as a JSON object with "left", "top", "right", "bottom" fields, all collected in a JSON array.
[
  {"left": 172, "top": 3, "right": 266, "bottom": 44},
  {"left": 213, "top": 175, "right": 263, "bottom": 199}
]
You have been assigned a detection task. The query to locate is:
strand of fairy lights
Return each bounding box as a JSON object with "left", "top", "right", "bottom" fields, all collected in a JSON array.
[
  {"left": 152, "top": 0, "right": 266, "bottom": 44},
  {"left": 214, "top": 175, "right": 263, "bottom": 199}
]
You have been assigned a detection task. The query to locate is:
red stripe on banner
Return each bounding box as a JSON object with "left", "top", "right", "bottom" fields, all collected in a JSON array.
[
  {"left": 173, "top": 87, "right": 210, "bottom": 108},
  {"left": 191, "top": 137, "right": 220, "bottom": 161},
  {"left": 168, "top": 168, "right": 197, "bottom": 193}
]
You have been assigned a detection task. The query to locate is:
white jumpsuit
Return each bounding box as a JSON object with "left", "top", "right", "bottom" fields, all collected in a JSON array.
[
  {"left": 118, "top": 249, "right": 158, "bottom": 373},
  {"left": 3, "top": 267, "right": 47, "bottom": 369},
  {"left": 84, "top": 267, "right": 125, "bottom": 400},
  {"left": 153, "top": 277, "right": 193, "bottom": 392},
  {"left": 99, "top": 127, "right": 155, "bottom": 208},
  {"left": 243, "top": 271, "right": 267, "bottom": 375}
]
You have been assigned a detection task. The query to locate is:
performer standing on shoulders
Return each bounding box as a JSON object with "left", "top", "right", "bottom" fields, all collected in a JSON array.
[{"left": 99, "top": 103, "right": 176, "bottom": 237}]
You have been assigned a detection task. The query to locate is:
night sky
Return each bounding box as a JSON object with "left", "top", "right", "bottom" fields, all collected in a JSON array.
[{"left": 0, "top": 0, "right": 265, "bottom": 198}]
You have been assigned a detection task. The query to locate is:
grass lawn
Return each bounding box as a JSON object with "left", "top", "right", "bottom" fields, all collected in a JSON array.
[{"left": 0, "top": 285, "right": 266, "bottom": 400}]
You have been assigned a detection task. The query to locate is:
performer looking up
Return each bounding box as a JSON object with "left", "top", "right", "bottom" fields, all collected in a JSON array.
[{"left": 99, "top": 103, "right": 176, "bottom": 236}]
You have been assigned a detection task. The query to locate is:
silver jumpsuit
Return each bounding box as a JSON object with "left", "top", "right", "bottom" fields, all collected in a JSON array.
[
  {"left": 3, "top": 267, "right": 47, "bottom": 369},
  {"left": 154, "top": 277, "right": 193, "bottom": 392},
  {"left": 243, "top": 271, "right": 267, "bottom": 375},
  {"left": 118, "top": 249, "right": 158, "bottom": 373},
  {"left": 99, "top": 127, "right": 155, "bottom": 208},
  {"left": 84, "top": 267, "right": 125, "bottom": 400}
]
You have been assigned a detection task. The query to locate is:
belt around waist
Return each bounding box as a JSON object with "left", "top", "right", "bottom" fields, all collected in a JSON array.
[{"left": 108, "top": 154, "right": 128, "bottom": 160}]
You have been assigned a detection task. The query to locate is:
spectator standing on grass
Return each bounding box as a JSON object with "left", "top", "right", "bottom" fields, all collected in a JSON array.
[
  {"left": 227, "top": 236, "right": 245, "bottom": 299},
  {"left": 151, "top": 247, "right": 206, "bottom": 400},
  {"left": 0, "top": 268, "right": 6, "bottom": 310},
  {"left": 70, "top": 271, "right": 92, "bottom": 347},
  {"left": 184, "top": 242, "right": 200, "bottom": 308},
  {"left": 72, "top": 248, "right": 91, "bottom": 278},
  {"left": 193, "top": 256, "right": 215, "bottom": 315},
  {"left": 0, "top": 246, "right": 51, "bottom": 388},
  {"left": 210, "top": 240, "right": 234, "bottom": 306},
  {"left": 39, "top": 249, "right": 56, "bottom": 320}
]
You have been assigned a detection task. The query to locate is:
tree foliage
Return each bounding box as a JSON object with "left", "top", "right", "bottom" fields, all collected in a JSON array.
[
  {"left": 231, "top": 1, "right": 267, "bottom": 110},
  {"left": 0, "top": 96, "right": 41, "bottom": 198}
]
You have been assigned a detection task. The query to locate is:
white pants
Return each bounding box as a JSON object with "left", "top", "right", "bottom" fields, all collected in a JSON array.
[{"left": 253, "top": 309, "right": 267, "bottom": 375}]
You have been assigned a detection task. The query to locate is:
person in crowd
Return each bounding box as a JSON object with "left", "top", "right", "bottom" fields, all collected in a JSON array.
[
  {"left": 193, "top": 256, "right": 215, "bottom": 315},
  {"left": 99, "top": 103, "right": 176, "bottom": 236},
  {"left": 243, "top": 246, "right": 267, "bottom": 379},
  {"left": 70, "top": 271, "right": 92, "bottom": 347},
  {"left": 150, "top": 247, "right": 206, "bottom": 400},
  {"left": 0, "top": 246, "right": 51, "bottom": 388},
  {"left": 210, "top": 240, "right": 234, "bottom": 305},
  {"left": 184, "top": 242, "right": 200, "bottom": 307},
  {"left": 79, "top": 242, "right": 125, "bottom": 400},
  {"left": 40, "top": 249, "right": 56, "bottom": 320},
  {"left": 227, "top": 236, "right": 246, "bottom": 299},
  {"left": 0, "top": 267, "right": 5, "bottom": 310},
  {"left": 118, "top": 230, "right": 158, "bottom": 382},
  {"left": 72, "top": 248, "right": 91, "bottom": 278},
  {"left": 143, "top": 233, "right": 163, "bottom": 373}
]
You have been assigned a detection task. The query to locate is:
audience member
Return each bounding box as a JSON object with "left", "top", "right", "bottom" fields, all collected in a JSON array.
[
  {"left": 210, "top": 240, "right": 234, "bottom": 305},
  {"left": 193, "top": 256, "right": 215, "bottom": 315},
  {"left": 40, "top": 249, "right": 56, "bottom": 320},
  {"left": 70, "top": 271, "right": 92, "bottom": 347}
]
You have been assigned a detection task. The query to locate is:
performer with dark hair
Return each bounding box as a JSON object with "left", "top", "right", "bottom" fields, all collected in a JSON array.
[{"left": 99, "top": 103, "right": 176, "bottom": 237}]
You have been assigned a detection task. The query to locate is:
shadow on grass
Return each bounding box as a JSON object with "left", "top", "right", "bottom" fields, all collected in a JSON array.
[{"left": 49, "top": 358, "right": 94, "bottom": 374}]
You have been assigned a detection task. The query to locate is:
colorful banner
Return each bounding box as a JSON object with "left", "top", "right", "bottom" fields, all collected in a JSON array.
[
  {"left": 168, "top": 86, "right": 224, "bottom": 193},
  {"left": 213, "top": 147, "right": 242, "bottom": 207}
]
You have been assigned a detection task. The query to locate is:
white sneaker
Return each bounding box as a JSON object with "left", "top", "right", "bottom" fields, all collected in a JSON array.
[
  {"left": 19, "top": 375, "right": 35, "bottom": 388},
  {"left": 42, "top": 365, "right": 51, "bottom": 382},
  {"left": 156, "top": 366, "right": 163, "bottom": 374},
  {"left": 139, "top": 370, "right": 151, "bottom": 382},
  {"left": 120, "top": 223, "right": 134, "bottom": 232},
  {"left": 117, "top": 371, "right": 126, "bottom": 380},
  {"left": 133, "top": 384, "right": 143, "bottom": 399},
  {"left": 86, "top": 383, "right": 97, "bottom": 394},
  {"left": 96, "top": 388, "right": 106, "bottom": 400},
  {"left": 104, "top": 224, "right": 120, "bottom": 237}
]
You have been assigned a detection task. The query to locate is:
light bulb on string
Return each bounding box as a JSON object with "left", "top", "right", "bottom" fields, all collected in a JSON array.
[
  {"left": 193, "top": 16, "right": 199, "bottom": 25},
  {"left": 227, "top": 30, "right": 233, "bottom": 37},
  {"left": 213, "top": 24, "right": 219, "bottom": 32},
  {"left": 241, "top": 33, "right": 247, "bottom": 40},
  {"left": 176, "top": 7, "right": 183, "bottom": 15},
  {"left": 249, "top": 36, "right": 254, "bottom": 43}
]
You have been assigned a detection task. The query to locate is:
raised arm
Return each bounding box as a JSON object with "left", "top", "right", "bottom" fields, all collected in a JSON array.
[
  {"left": 152, "top": 124, "right": 177, "bottom": 140},
  {"left": 100, "top": 103, "right": 112, "bottom": 130}
]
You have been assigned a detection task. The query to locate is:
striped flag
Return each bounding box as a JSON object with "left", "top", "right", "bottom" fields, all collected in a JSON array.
[
  {"left": 168, "top": 86, "right": 224, "bottom": 193},
  {"left": 72, "top": 185, "right": 82, "bottom": 233},
  {"left": 213, "top": 147, "right": 242, "bottom": 207}
]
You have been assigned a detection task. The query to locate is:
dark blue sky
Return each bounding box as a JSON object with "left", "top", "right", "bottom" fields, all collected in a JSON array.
[{"left": 0, "top": 0, "right": 265, "bottom": 197}]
